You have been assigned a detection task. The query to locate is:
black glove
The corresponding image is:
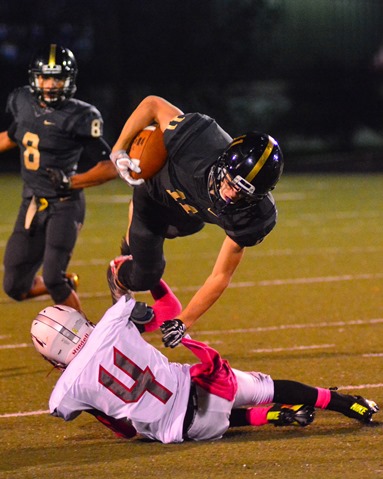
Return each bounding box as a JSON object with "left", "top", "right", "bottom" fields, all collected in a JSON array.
[
  {"left": 160, "top": 319, "right": 186, "bottom": 348},
  {"left": 46, "top": 168, "right": 72, "bottom": 192}
]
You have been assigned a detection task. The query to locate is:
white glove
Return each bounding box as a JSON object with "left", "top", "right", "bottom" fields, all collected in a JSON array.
[{"left": 110, "top": 150, "right": 145, "bottom": 186}]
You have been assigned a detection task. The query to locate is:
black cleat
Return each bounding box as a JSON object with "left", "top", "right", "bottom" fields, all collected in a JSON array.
[
  {"left": 267, "top": 404, "right": 315, "bottom": 427},
  {"left": 340, "top": 395, "right": 379, "bottom": 423}
]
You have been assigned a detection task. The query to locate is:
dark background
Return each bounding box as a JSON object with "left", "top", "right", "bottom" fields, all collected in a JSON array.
[{"left": 1, "top": 0, "right": 383, "bottom": 173}]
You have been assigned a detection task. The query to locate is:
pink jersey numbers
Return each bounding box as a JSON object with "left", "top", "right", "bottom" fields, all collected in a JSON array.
[{"left": 99, "top": 347, "right": 173, "bottom": 404}]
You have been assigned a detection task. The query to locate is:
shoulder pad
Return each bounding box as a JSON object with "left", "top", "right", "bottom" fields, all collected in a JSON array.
[
  {"left": 63, "top": 99, "right": 104, "bottom": 138},
  {"left": 6, "top": 86, "right": 31, "bottom": 116},
  {"left": 66, "top": 98, "right": 102, "bottom": 117}
]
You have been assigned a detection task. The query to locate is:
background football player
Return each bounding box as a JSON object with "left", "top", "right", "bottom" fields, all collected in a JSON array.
[
  {"left": 0, "top": 44, "right": 117, "bottom": 312},
  {"left": 31, "top": 284, "right": 379, "bottom": 444},
  {"left": 108, "top": 95, "right": 284, "bottom": 346}
]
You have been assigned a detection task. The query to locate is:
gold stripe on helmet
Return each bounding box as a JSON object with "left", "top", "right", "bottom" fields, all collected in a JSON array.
[
  {"left": 245, "top": 136, "right": 276, "bottom": 183},
  {"left": 48, "top": 44, "right": 57, "bottom": 67}
]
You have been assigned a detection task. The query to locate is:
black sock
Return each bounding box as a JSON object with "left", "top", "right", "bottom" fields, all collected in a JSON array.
[
  {"left": 229, "top": 409, "right": 248, "bottom": 427},
  {"left": 273, "top": 380, "right": 318, "bottom": 405},
  {"left": 326, "top": 391, "right": 353, "bottom": 413}
]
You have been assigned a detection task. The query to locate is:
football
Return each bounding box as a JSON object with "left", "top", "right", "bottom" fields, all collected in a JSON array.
[{"left": 128, "top": 124, "right": 168, "bottom": 180}]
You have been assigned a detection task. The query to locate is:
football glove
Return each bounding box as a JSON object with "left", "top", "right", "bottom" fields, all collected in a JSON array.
[
  {"left": 160, "top": 319, "right": 186, "bottom": 348},
  {"left": 110, "top": 150, "right": 144, "bottom": 186},
  {"left": 46, "top": 168, "right": 72, "bottom": 192}
]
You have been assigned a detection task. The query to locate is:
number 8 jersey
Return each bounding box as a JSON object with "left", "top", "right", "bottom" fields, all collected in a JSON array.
[{"left": 6, "top": 86, "right": 104, "bottom": 198}]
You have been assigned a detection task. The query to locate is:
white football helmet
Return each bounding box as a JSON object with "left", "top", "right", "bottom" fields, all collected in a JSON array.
[{"left": 31, "top": 305, "right": 94, "bottom": 369}]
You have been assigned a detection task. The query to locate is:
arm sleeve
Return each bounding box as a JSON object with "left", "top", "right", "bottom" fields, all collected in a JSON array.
[
  {"left": 68, "top": 136, "right": 116, "bottom": 189},
  {"left": 7, "top": 121, "right": 17, "bottom": 142},
  {"left": 143, "top": 279, "right": 182, "bottom": 332},
  {"left": 81, "top": 136, "right": 111, "bottom": 163},
  {"left": 5, "top": 90, "right": 17, "bottom": 141}
]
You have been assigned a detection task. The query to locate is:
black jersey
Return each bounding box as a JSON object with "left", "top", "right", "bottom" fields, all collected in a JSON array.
[
  {"left": 6, "top": 86, "right": 105, "bottom": 198},
  {"left": 145, "top": 113, "right": 277, "bottom": 248}
]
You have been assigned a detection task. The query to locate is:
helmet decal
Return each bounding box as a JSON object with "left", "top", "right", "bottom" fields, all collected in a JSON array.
[
  {"left": 48, "top": 44, "right": 57, "bottom": 67},
  {"left": 40, "top": 44, "right": 63, "bottom": 75},
  {"left": 37, "top": 313, "right": 81, "bottom": 343}
]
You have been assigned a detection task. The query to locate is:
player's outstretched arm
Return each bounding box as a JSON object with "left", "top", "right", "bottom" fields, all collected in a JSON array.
[
  {"left": 161, "top": 237, "right": 244, "bottom": 347},
  {"left": 179, "top": 236, "right": 244, "bottom": 329},
  {"left": 70, "top": 137, "right": 117, "bottom": 188},
  {"left": 70, "top": 160, "right": 118, "bottom": 189}
]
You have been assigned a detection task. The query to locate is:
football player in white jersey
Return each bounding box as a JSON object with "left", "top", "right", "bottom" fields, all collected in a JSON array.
[{"left": 31, "top": 281, "right": 379, "bottom": 443}]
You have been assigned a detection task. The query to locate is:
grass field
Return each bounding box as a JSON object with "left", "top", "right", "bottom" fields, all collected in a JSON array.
[{"left": 0, "top": 172, "right": 382, "bottom": 479}]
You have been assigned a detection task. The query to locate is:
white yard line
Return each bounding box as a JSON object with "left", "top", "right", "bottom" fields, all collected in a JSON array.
[
  {"left": 200, "top": 317, "right": 383, "bottom": 335},
  {"left": 1, "top": 317, "right": 383, "bottom": 350},
  {"left": 1, "top": 272, "right": 382, "bottom": 303},
  {"left": 0, "top": 343, "right": 31, "bottom": 350},
  {"left": 250, "top": 344, "right": 335, "bottom": 353},
  {"left": 0, "top": 410, "right": 50, "bottom": 418}
]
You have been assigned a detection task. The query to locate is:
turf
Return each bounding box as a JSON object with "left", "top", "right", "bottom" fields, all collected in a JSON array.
[{"left": 0, "top": 172, "right": 382, "bottom": 479}]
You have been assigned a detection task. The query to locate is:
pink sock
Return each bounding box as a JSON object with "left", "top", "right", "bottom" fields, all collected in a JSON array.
[
  {"left": 145, "top": 280, "right": 182, "bottom": 332},
  {"left": 315, "top": 387, "right": 331, "bottom": 409},
  {"left": 246, "top": 407, "right": 272, "bottom": 426}
]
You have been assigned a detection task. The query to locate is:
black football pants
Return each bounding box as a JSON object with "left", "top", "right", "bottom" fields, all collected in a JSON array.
[
  {"left": 118, "top": 185, "right": 204, "bottom": 291},
  {"left": 3, "top": 194, "right": 85, "bottom": 303}
]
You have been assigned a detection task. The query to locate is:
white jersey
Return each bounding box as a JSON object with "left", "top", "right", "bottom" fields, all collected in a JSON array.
[{"left": 49, "top": 295, "right": 192, "bottom": 443}]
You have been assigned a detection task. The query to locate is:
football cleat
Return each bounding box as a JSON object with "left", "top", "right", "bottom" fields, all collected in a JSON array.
[
  {"left": 267, "top": 404, "right": 315, "bottom": 427},
  {"left": 65, "top": 272, "right": 79, "bottom": 292},
  {"left": 106, "top": 255, "right": 132, "bottom": 303},
  {"left": 340, "top": 395, "right": 379, "bottom": 423}
]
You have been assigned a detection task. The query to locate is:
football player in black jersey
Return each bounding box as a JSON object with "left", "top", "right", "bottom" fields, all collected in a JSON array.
[
  {"left": 108, "top": 95, "right": 284, "bottom": 346},
  {"left": 0, "top": 44, "right": 117, "bottom": 312}
]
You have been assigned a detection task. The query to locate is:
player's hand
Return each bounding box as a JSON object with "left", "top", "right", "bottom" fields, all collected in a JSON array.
[
  {"left": 110, "top": 150, "right": 144, "bottom": 186},
  {"left": 160, "top": 319, "right": 186, "bottom": 348},
  {"left": 46, "top": 168, "right": 72, "bottom": 192}
]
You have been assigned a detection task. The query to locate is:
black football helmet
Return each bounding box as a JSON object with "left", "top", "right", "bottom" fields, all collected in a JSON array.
[
  {"left": 28, "top": 44, "right": 78, "bottom": 105},
  {"left": 208, "top": 131, "right": 284, "bottom": 215}
]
